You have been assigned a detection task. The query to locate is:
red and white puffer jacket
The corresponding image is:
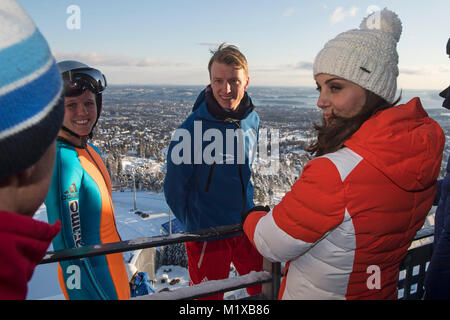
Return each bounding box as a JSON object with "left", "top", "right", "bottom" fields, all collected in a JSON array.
[{"left": 244, "top": 98, "right": 445, "bottom": 299}]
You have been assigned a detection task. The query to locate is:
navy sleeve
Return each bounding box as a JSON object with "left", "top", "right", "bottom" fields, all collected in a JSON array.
[
  {"left": 425, "top": 214, "right": 450, "bottom": 299},
  {"left": 434, "top": 179, "right": 443, "bottom": 206},
  {"left": 163, "top": 122, "right": 195, "bottom": 227}
]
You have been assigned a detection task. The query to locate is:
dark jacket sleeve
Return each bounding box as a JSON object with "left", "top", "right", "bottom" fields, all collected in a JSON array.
[
  {"left": 163, "top": 122, "right": 194, "bottom": 226},
  {"left": 440, "top": 85, "right": 450, "bottom": 109},
  {"left": 425, "top": 213, "right": 450, "bottom": 299},
  {"left": 434, "top": 179, "right": 443, "bottom": 206}
]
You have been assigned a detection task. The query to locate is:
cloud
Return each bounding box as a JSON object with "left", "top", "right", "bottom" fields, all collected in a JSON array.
[
  {"left": 398, "top": 64, "right": 450, "bottom": 90},
  {"left": 252, "top": 67, "right": 284, "bottom": 73},
  {"left": 54, "top": 51, "right": 182, "bottom": 67},
  {"left": 253, "top": 61, "right": 313, "bottom": 73},
  {"left": 283, "top": 8, "right": 296, "bottom": 17},
  {"left": 330, "top": 6, "right": 359, "bottom": 24},
  {"left": 400, "top": 65, "right": 450, "bottom": 76},
  {"left": 400, "top": 68, "right": 425, "bottom": 76},
  {"left": 196, "top": 42, "right": 221, "bottom": 47},
  {"left": 289, "top": 61, "right": 313, "bottom": 70}
]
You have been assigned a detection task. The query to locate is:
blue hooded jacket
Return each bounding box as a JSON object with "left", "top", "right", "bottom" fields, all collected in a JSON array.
[{"left": 164, "top": 89, "right": 260, "bottom": 232}]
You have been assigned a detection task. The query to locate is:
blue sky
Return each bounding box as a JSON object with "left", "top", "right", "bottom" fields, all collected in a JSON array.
[{"left": 18, "top": 0, "right": 450, "bottom": 90}]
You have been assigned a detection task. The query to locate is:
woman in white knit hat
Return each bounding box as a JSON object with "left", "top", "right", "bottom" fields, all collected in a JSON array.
[{"left": 242, "top": 8, "right": 445, "bottom": 299}]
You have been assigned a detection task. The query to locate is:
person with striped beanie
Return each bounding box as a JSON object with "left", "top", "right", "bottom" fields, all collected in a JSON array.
[{"left": 0, "top": 0, "right": 64, "bottom": 299}]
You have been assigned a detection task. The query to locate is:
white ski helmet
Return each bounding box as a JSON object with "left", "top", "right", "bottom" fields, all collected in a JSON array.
[{"left": 57, "top": 60, "right": 107, "bottom": 139}]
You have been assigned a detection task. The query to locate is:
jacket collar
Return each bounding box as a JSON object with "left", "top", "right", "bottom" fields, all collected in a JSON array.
[{"left": 193, "top": 85, "right": 255, "bottom": 122}]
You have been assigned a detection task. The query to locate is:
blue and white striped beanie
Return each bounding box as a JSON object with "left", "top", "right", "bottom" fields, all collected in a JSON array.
[{"left": 0, "top": 0, "right": 64, "bottom": 180}]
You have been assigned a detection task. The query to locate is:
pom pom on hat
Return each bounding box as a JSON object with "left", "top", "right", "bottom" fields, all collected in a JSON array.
[
  {"left": 360, "top": 8, "right": 402, "bottom": 42},
  {"left": 0, "top": 0, "right": 64, "bottom": 180},
  {"left": 313, "top": 8, "right": 403, "bottom": 104}
]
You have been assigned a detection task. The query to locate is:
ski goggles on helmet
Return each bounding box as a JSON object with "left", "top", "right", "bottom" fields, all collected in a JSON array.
[{"left": 62, "top": 68, "right": 107, "bottom": 97}]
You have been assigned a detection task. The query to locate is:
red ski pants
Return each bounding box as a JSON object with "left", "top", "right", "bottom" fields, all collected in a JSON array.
[{"left": 185, "top": 234, "right": 263, "bottom": 300}]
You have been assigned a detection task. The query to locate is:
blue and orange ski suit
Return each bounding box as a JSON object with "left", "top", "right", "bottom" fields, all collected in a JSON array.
[{"left": 45, "top": 139, "right": 130, "bottom": 300}]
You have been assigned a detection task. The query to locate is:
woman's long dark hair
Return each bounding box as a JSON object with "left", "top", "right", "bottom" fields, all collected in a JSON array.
[{"left": 307, "top": 90, "right": 401, "bottom": 157}]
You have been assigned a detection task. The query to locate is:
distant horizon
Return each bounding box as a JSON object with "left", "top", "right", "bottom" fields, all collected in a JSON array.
[
  {"left": 105, "top": 83, "right": 444, "bottom": 92},
  {"left": 100, "top": 83, "right": 446, "bottom": 111}
]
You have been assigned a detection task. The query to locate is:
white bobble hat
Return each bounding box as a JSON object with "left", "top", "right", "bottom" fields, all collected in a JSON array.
[{"left": 313, "top": 8, "right": 402, "bottom": 104}]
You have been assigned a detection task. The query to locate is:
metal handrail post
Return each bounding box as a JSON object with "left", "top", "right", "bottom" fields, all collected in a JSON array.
[{"left": 261, "top": 259, "right": 281, "bottom": 300}]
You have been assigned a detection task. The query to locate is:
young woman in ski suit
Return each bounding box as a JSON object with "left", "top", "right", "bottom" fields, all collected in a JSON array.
[
  {"left": 45, "top": 61, "right": 130, "bottom": 300},
  {"left": 243, "top": 9, "right": 445, "bottom": 299}
]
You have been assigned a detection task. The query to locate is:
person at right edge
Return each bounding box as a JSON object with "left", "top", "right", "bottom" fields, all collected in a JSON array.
[
  {"left": 424, "top": 37, "right": 450, "bottom": 300},
  {"left": 242, "top": 9, "right": 445, "bottom": 299}
]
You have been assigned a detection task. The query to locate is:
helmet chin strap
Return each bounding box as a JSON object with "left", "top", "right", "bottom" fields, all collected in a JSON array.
[
  {"left": 61, "top": 125, "right": 81, "bottom": 138},
  {"left": 61, "top": 126, "right": 89, "bottom": 148}
]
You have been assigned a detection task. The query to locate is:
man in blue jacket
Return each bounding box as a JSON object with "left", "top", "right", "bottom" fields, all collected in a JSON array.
[
  {"left": 424, "top": 37, "right": 450, "bottom": 300},
  {"left": 164, "top": 43, "right": 263, "bottom": 299}
]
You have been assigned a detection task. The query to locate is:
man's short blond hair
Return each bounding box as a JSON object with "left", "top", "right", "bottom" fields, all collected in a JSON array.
[{"left": 208, "top": 43, "right": 248, "bottom": 77}]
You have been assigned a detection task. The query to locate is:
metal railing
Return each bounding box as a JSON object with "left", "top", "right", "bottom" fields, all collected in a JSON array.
[
  {"left": 41, "top": 224, "right": 243, "bottom": 265},
  {"left": 40, "top": 224, "right": 435, "bottom": 300},
  {"left": 41, "top": 223, "right": 280, "bottom": 299},
  {"left": 397, "top": 226, "right": 434, "bottom": 300}
]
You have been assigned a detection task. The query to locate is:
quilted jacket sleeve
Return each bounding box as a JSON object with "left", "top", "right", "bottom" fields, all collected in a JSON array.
[{"left": 244, "top": 157, "right": 347, "bottom": 262}]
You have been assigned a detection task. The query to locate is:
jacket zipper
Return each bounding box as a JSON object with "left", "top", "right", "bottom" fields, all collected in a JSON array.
[
  {"left": 238, "top": 163, "right": 246, "bottom": 215},
  {"left": 81, "top": 258, "right": 108, "bottom": 300},
  {"left": 224, "top": 120, "right": 247, "bottom": 214},
  {"left": 205, "top": 162, "right": 215, "bottom": 192},
  {"left": 235, "top": 120, "right": 247, "bottom": 215},
  {"left": 204, "top": 119, "right": 247, "bottom": 215}
]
